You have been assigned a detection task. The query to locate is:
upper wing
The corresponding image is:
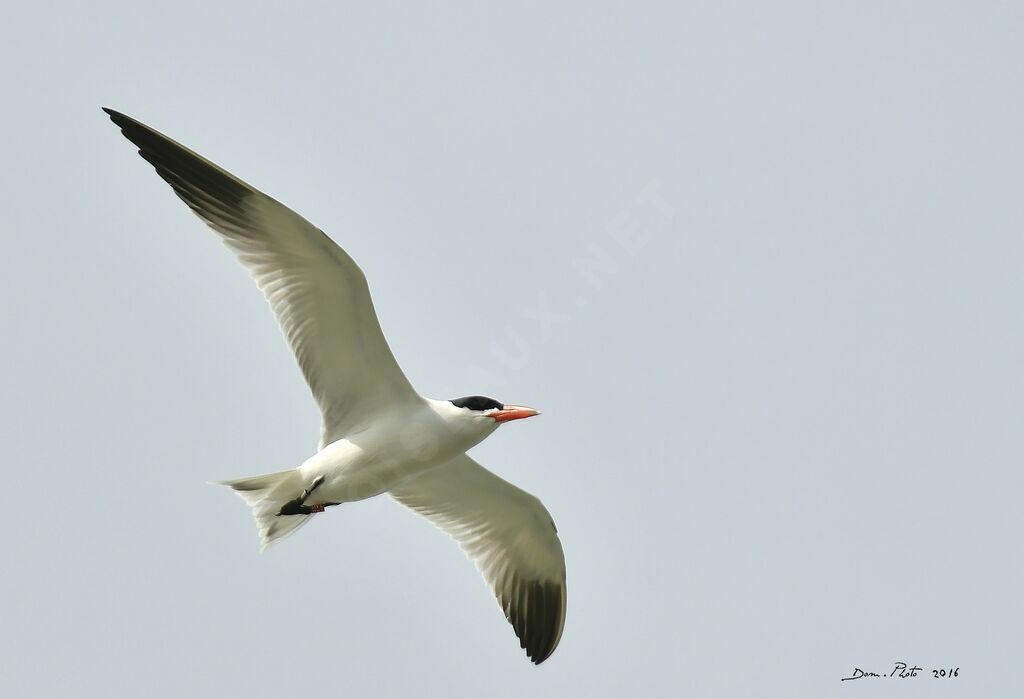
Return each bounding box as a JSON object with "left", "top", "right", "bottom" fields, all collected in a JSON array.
[
  {"left": 104, "top": 109, "right": 420, "bottom": 446},
  {"left": 390, "top": 454, "right": 567, "bottom": 664}
]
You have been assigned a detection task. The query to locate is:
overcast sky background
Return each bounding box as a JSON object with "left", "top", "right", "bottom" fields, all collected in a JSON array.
[{"left": 2, "top": 2, "right": 1022, "bottom": 697}]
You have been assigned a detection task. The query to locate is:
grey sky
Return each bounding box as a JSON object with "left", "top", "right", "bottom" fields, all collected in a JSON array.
[{"left": 3, "top": 2, "right": 1022, "bottom": 697}]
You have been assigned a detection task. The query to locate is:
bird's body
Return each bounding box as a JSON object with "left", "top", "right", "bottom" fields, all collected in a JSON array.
[
  {"left": 293, "top": 398, "right": 500, "bottom": 507},
  {"left": 223, "top": 399, "right": 497, "bottom": 547},
  {"left": 104, "top": 109, "right": 566, "bottom": 664}
]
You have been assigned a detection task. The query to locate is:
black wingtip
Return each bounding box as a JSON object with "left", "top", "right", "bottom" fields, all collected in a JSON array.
[
  {"left": 102, "top": 107, "right": 135, "bottom": 131},
  {"left": 507, "top": 578, "right": 563, "bottom": 666}
]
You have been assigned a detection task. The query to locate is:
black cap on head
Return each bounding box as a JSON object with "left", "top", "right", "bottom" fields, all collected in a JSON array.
[{"left": 450, "top": 395, "right": 504, "bottom": 411}]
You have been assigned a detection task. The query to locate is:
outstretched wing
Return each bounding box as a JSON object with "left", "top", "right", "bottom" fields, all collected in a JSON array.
[
  {"left": 390, "top": 454, "right": 567, "bottom": 664},
  {"left": 104, "top": 109, "right": 420, "bottom": 446}
]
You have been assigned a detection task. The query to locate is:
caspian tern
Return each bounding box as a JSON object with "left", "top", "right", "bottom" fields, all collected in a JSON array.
[{"left": 104, "top": 109, "right": 566, "bottom": 664}]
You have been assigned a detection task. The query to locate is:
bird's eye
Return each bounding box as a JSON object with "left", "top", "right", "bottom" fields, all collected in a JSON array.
[{"left": 449, "top": 395, "right": 504, "bottom": 411}]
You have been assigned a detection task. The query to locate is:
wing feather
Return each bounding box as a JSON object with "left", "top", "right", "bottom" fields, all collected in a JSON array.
[
  {"left": 104, "top": 109, "right": 419, "bottom": 445},
  {"left": 390, "top": 454, "right": 567, "bottom": 664}
]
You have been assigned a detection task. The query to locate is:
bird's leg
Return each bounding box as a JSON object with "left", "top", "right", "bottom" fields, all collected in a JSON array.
[
  {"left": 276, "top": 476, "right": 327, "bottom": 516},
  {"left": 301, "top": 475, "right": 326, "bottom": 500}
]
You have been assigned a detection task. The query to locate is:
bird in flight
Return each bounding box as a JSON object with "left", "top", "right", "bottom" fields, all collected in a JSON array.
[{"left": 103, "top": 109, "right": 566, "bottom": 664}]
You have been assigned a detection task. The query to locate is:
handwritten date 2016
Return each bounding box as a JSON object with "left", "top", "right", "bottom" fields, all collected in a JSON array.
[{"left": 841, "top": 663, "right": 960, "bottom": 681}]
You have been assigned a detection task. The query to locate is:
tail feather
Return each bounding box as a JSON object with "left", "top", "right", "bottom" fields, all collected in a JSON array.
[{"left": 218, "top": 469, "right": 312, "bottom": 551}]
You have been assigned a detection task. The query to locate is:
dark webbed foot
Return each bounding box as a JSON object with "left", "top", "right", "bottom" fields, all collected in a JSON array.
[{"left": 276, "top": 476, "right": 328, "bottom": 516}]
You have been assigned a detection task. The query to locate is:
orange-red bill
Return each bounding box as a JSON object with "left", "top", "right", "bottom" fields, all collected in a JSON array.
[{"left": 491, "top": 405, "right": 541, "bottom": 423}]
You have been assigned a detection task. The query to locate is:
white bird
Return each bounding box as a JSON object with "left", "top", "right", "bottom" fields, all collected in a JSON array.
[{"left": 104, "top": 109, "right": 566, "bottom": 664}]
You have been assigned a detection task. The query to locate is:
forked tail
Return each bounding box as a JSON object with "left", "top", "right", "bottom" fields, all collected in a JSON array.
[{"left": 218, "top": 469, "right": 312, "bottom": 551}]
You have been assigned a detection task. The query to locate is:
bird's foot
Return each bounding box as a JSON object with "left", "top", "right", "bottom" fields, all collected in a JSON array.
[
  {"left": 276, "top": 498, "right": 313, "bottom": 516},
  {"left": 276, "top": 476, "right": 328, "bottom": 516}
]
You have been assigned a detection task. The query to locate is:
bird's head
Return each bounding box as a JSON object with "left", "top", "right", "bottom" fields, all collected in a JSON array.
[
  {"left": 448, "top": 395, "right": 540, "bottom": 426},
  {"left": 427, "top": 395, "right": 540, "bottom": 454}
]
